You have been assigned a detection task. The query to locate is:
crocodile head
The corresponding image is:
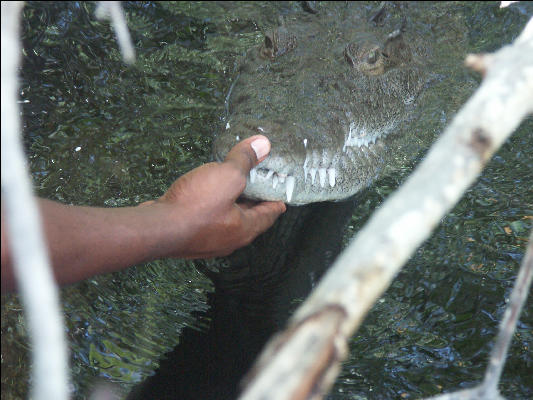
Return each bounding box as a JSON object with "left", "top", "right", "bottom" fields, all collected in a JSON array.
[{"left": 213, "top": 6, "right": 427, "bottom": 205}]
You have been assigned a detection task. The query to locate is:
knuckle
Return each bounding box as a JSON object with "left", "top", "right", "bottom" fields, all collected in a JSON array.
[{"left": 242, "top": 149, "right": 256, "bottom": 168}]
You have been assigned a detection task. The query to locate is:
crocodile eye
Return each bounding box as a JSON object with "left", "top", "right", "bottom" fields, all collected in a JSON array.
[
  {"left": 344, "top": 42, "right": 385, "bottom": 75},
  {"left": 366, "top": 49, "right": 378, "bottom": 64}
]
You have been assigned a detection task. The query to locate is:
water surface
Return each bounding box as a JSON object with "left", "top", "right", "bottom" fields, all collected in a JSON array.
[{"left": 1, "top": 2, "right": 532, "bottom": 399}]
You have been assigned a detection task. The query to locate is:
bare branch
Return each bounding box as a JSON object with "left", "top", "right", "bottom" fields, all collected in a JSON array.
[
  {"left": 96, "top": 1, "right": 136, "bottom": 64},
  {"left": 426, "top": 230, "right": 532, "bottom": 400},
  {"left": 239, "top": 17, "right": 533, "bottom": 400},
  {"left": 480, "top": 230, "right": 533, "bottom": 391},
  {"left": 1, "top": 2, "right": 69, "bottom": 399},
  {"left": 500, "top": 1, "right": 519, "bottom": 9}
]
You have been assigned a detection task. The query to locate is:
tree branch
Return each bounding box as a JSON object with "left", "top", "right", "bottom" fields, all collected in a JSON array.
[{"left": 1, "top": 2, "right": 69, "bottom": 399}]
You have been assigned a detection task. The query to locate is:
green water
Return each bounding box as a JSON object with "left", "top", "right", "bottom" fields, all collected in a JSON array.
[{"left": 1, "top": 2, "right": 532, "bottom": 399}]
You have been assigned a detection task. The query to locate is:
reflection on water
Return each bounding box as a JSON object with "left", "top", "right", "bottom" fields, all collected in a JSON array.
[{"left": 1, "top": 2, "right": 532, "bottom": 399}]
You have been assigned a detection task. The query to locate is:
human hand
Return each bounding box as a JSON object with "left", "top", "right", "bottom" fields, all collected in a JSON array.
[
  {"left": 145, "top": 135, "right": 286, "bottom": 259},
  {"left": 0, "top": 136, "right": 284, "bottom": 291}
]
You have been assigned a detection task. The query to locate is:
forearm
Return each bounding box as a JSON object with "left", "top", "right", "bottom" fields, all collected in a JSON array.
[
  {"left": 1, "top": 136, "right": 286, "bottom": 293},
  {"left": 1, "top": 198, "right": 179, "bottom": 292}
]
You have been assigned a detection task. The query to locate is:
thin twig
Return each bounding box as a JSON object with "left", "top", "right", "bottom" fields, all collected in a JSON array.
[
  {"left": 96, "top": 1, "right": 136, "bottom": 64},
  {"left": 481, "top": 230, "right": 533, "bottom": 391},
  {"left": 426, "top": 231, "right": 532, "bottom": 400}
]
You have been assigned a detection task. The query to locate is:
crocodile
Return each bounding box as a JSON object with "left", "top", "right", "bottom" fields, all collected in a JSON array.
[
  {"left": 129, "top": 3, "right": 432, "bottom": 398},
  {"left": 213, "top": 2, "right": 428, "bottom": 205}
]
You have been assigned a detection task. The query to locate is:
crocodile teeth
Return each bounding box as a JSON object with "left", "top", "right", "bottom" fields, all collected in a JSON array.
[
  {"left": 319, "top": 168, "right": 327, "bottom": 188},
  {"left": 250, "top": 168, "right": 257, "bottom": 184},
  {"left": 310, "top": 168, "right": 317, "bottom": 185},
  {"left": 273, "top": 175, "right": 279, "bottom": 189},
  {"left": 265, "top": 169, "right": 274, "bottom": 180},
  {"left": 278, "top": 174, "right": 286, "bottom": 184},
  {"left": 286, "top": 176, "right": 295, "bottom": 202},
  {"left": 327, "top": 168, "right": 336, "bottom": 187}
]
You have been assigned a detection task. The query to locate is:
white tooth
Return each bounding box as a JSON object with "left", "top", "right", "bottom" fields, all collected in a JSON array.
[
  {"left": 226, "top": 122, "right": 230, "bottom": 130},
  {"left": 328, "top": 168, "right": 336, "bottom": 187},
  {"left": 278, "top": 174, "right": 286, "bottom": 184},
  {"left": 265, "top": 169, "right": 274, "bottom": 180},
  {"left": 319, "top": 168, "right": 327, "bottom": 187},
  {"left": 303, "top": 138, "right": 308, "bottom": 148},
  {"left": 236, "top": 135, "right": 240, "bottom": 141},
  {"left": 250, "top": 168, "right": 257, "bottom": 183},
  {"left": 273, "top": 175, "right": 279, "bottom": 189},
  {"left": 286, "top": 176, "right": 295, "bottom": 202},
  {"left": 310, "top": 168, "right": 317, "bottom": 185}
]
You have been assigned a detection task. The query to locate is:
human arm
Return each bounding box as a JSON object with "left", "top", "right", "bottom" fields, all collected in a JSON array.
[{"left": 1, "top": 135, "right": 286, "bottom": 292}]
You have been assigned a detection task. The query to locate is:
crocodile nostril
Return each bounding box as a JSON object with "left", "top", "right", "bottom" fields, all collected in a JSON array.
[
  {"left": 264, "top": 35, "right": 274, "bottom": 49},
  {"left": 260, "top": 27, "right": 296, "bottom": 60}
]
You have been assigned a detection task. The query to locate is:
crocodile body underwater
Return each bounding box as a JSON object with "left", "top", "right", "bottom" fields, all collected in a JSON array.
[
  {"left": 128, "top": 199, "right": 357, "bottom": 399},
  {"left": 213, "top": 2, "right": 428, "bottom": 205}
]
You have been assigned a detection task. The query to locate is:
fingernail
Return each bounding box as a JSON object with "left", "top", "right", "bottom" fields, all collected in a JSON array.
[{"left": 251, "top": 137, "right": 270, "bottom": 161}]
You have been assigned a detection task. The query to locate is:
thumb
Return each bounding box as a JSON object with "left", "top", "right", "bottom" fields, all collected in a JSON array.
[{"left": 224, "top": 135, "right": 271, "bottom": 175}]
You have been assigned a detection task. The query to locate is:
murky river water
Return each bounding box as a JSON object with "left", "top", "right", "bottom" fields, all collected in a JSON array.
[{"left": 1, "top": 2, "right": 532, "bottom": 399}]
